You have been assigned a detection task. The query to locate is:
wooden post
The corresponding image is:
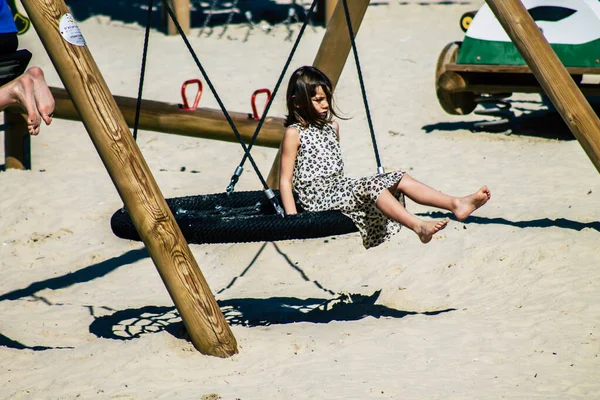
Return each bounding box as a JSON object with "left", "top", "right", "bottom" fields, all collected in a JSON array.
[
  {"left": 485, "top": 0, "right": 600, "bottom": 173},
  {"left": 266, "top": 0, "right": 371, "bottom": 187},
  {"left": 324, "top": 0, "right": 338, "bottom": 26},
  {"left": 20, "top": 0, "right": 237, "bottom": 357},
  {"left": 166, "top": 0, "right": 190, "bottom": 36},
  {"left": 313, "top": 0, "right": 370, "bottom": 90},
  {"left": 3, "top": 110, "right": 30, "bottom": 170}
]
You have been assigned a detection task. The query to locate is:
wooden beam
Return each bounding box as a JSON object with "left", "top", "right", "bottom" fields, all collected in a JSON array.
[
  {"left": 266, "top": 0, "right": 371, "bottom": 187},
  {"left": 3, "top": 110, "right": 30, "bottom": 170},
  {"left": 325, "top": 0, "right": 338, "bottom": 26},
  {"left": 313, "top": 0, "right": 370, "bottom": 90},
  {"left": 19, "top": 87, "right": 285, "bottom": 148},
  {"left": 21, "top": 0, "right": 237, "bottom": 357},
  {"left": 167, "top": 0, "right": 190, "bottom": 36},
  {"left": 438, "top": 73, "right": 600, "bottom": 97},
  {"left": 485, "top": 0, "right": 600, "bottom": 173}
]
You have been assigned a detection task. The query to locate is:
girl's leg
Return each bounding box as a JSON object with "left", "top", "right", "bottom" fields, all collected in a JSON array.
[
  {"left": 396, "top": 173, "right": 490, "bottom": 221},
  {"left": 376, "top": 188, "right": 448, "bottom": 244}
]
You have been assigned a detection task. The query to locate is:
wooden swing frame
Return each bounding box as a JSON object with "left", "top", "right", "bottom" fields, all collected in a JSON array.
[{"left": 5, "top": 0, "right": 599, "bottom": 358}]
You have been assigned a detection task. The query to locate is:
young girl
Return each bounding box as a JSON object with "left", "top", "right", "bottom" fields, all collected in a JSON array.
[{"left": 279, "top": 66, "right": 491, "bottom": 249}]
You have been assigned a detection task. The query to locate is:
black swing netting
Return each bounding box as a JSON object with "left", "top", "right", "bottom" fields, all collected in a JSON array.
[
  {"left": 111, "top": 191, "right": 357, "bottom": 244},
  {"left": 111, "top": 0, "right": 378, "bottom": 245}
]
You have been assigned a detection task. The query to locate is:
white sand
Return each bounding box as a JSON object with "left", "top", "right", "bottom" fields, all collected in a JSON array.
[{"left": 1, "top": 1, "right": 599, "bottom": 399}]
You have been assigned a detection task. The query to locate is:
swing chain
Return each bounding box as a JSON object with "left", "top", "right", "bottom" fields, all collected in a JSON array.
[
  {"left": 341, "top": 0, "right": 384, "bottom": 175},
  {"left": 226, "top": 165, "right": 244, "bottom": 193},
  {"left": 264, "top": 189, "right": 285, "bottom": 218},
  {"left": 224, "top": 0, "right": 318, "bottom": 194}
]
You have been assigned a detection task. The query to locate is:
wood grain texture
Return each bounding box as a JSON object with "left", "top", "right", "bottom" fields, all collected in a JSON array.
[
  {"left": 20, "top": 0, "right": 237, "bottom": 357},
  {"left": 485, "top": 0, "right": 600, "bottom": 173}
]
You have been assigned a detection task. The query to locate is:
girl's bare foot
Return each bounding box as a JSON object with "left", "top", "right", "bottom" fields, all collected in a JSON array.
[
  {"left": 453, "top": 186, "right": 491, "bottom": 221},
  {"left": 416, "top": 218, "right": 449, "bottom": 244}
]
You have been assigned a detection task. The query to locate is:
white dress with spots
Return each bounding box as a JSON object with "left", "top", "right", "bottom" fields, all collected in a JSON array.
[{"left": 291, "top": 123, "right": 405, "bottom": 249}]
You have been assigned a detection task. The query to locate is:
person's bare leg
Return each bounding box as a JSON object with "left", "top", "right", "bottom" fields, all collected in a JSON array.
[
  {"left": 396, "top": 173, "right": 491, "bottom": 221},
  {"left": 376, "top": 189, "right": 449, "bottom": 244}
]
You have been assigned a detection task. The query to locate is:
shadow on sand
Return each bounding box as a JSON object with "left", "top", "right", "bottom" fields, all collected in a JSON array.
[
  {"left": 0, "top": 332, "right": 73, "bottom": 351},
  {"left": 2, "top": 210, "right": 594, "bottom": 349},
  {"left": 423, "top": 97, "right": 600, "bottom": 141},
  {"left": 418, "top": 211, "right": 600, "bottom": 233},
  {"left": 86, "top": 241, "right": 453, "bottom": 341},
  {"left": 0, "top": 248, "right": 149, "bottom": 302},
  {"left": 88, "top": 292, "right": 455, "bottom": 342}
]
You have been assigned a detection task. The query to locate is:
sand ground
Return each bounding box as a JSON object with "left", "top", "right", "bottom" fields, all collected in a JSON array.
[{"left": 1, "top": 1, "right": 599, "bottom": 399}]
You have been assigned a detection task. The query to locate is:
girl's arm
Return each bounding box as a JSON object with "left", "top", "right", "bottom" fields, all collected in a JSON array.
[{"left": 279, "top": 126, "right": 300, "bottom": 215}]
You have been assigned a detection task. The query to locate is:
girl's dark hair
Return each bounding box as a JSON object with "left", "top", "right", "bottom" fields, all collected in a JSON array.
[{"left": 284, "top": 66, "right": 342, "bottom": 128}]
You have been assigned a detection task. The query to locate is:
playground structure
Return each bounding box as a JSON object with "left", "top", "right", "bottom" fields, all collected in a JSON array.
[
  {"left": 164, "top": 0, "right": 340, "bottom": 35},
  {"left": 4, "top": 0, "right": 599, "bottom": 357},
  {"left": 436, "top": 0, "right": 600, "bottom": 126},
  {"left": 3, "top": 86, "right": 286, "bottom": 169}
]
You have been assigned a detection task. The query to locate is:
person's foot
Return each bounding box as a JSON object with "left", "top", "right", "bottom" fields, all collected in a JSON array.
[
  {"left": 9, "top": 73, "right": 41, "bottom": 135},
  {"left": 416, "top": 218, "right": 449, "bottom": 244},
  {"left": 7, "top": 67, "right": 54, "bottom": 135},
  {"left": 453, "top": 186, "right": 491, "bottom": 221},
  {"left": 27, "top": 67, "right": 54, "bottom": 127}
]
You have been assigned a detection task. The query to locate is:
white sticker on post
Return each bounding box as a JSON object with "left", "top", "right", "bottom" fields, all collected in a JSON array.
[{"left": 59, "top": 14, "right": 86, "bottom": 46}]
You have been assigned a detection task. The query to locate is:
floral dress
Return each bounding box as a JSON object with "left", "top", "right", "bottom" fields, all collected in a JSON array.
[{"left": 291, "top": 122, "right": 405, "bottom": 249}]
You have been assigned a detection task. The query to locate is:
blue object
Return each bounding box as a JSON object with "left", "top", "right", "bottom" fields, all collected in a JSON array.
[{"left": 0, "top": 0, "right": 17, "bottom": 34}]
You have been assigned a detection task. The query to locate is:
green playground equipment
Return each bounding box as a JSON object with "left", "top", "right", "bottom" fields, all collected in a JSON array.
[{"left": 436, "top": 0, "right": 600, "bottom": 118}]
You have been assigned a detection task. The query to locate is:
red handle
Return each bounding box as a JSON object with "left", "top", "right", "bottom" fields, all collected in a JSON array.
[
  {"left": 181, "top": 79, "right": 203, "bottom": 111},
  {"left": 251, "top": 88, "right": 272, "bottom": 120}
]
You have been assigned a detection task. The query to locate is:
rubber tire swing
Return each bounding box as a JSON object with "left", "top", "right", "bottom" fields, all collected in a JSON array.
[{"left": 111, "top": 191, "right": 358, "bottom": 244}]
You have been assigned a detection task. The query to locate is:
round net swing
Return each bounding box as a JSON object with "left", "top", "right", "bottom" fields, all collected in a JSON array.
[{"left": 111, "top": 0, "right": 382, "bottom": 245}]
